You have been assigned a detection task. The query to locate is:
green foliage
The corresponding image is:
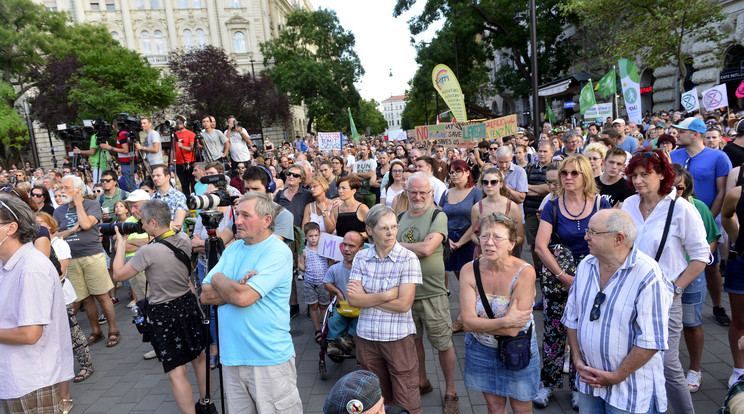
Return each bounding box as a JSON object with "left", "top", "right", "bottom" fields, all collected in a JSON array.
[
  {"left": 0, "top": 82, "right": 30, "bottom": 158},
  {"left": 562, "top": 0, "right": 726, "bottom": 73},
  {"left": 260, "top": 8, "right": 363, "bottom": 133},
  {"left": 354, "top": 99, "right": 387, "bottom": 135}
]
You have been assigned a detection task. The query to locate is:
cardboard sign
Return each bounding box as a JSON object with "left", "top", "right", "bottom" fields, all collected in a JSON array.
[
  {"left": 318, "top": 232, "right": 372, "bottom": 261},
  {"left": 412, "top": 114, "right": 518, "bottom": 146},
  {"left": 318, "top": 132, "right": 342, "bottom": 151}
]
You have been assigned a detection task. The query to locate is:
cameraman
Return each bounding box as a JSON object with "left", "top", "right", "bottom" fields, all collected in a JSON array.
[
  {"left": 173, "top": 116, "right": 196, "bottom": 196},
  {"left": 112, "top": 200, "right": 210, "bottom": 413},
  {"left": 225, "top": 115, "right": 252, "bottom": 173},
  {"left": 199, "top": 115, "right": 229, "bottom": 165},
  {"left": 135, "top": 118, "right": 164, "bottom": 167},
  {"left": 72, "top": 131, "right": 110, "bottom": 184},
  {"left": 100, "top": 120, "right": 136, "bottom": 192}
]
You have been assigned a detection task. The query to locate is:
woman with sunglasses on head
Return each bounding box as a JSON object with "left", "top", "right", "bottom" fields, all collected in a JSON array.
[
  {"left": 30, "top": 184, "right": 55, "bottom": 215},
  {"left": 621, "top": 149, "right": 709, "bottom": 414},
  {"left": 533, "top": 154, "right": 611, "bottom": 409},
  {"left": 471, "top": 168, "right": 524, "bottom": 259}
]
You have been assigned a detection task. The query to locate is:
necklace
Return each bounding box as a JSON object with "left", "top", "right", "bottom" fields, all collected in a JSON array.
[{"left": 563, "top": 195, "right": 587, "bottom": 231}]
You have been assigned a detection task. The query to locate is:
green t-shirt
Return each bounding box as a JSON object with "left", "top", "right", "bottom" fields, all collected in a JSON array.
[
  {"left": 125, "top": 216, "right": 149, "bottom": 258},
  {"left": 685, "top": 197, "right": 720, "bottom": 264},
  {"left": 89, "top": 134, "right": 110, "bottom": 169},
  {"left": 396, "top": 206, "right": 448, "bottom": 300},
  {"left": 100, "top": 187, "right": 126, "bottom": 220}
]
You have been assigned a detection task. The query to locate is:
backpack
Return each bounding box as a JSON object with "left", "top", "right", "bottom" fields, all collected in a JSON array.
[{"left": 397, "top": 209, "right": 450, "bottom": 266}]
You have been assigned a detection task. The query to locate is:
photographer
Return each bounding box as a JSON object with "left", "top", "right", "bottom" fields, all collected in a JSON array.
[
  {"left": 73, "top": 131, "right": 110, "bottom": 184},
  {"left": 135, "top": 118, "right": 164, "bottom": 167},
  {"left": 199, "top": 115, "right": 229, "bottom": 164},
  {"left": 173, "top": 116, "right": 196, "bottom": 196},
  {"left": 100, "top": 120, "right": 136, "bottom": 192},
  {"left": 150, "top": 165, "right": 188, "bottom": 232},
  {"left": 225, "top": 115, "right": 252, "bottom": 173},
  {"left": 112, "top": 200, "right": 211, "bottom": 413}
]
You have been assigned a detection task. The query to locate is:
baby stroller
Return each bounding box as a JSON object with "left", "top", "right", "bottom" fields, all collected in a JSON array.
[{"left": 318, "top": 296, "right": 358, "bottom": 379}]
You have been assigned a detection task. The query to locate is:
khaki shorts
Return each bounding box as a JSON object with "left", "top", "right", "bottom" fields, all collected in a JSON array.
[
  {"left": 222, "top": 357, "right": 302, "bottom": 414},
  {"left": 411, "top": 294, "right": 452, "bottom": 351},
  {"left": 67, "top": 252, "right": 114, "bottom": 300}
]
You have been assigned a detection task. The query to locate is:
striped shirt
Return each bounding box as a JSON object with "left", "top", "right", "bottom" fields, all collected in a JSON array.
[
  {"left": 349, "top": 242, "right": 422, "bottom": 342},
  {"left": 562, "top": 246, "right": 673, "bottom": 413}
]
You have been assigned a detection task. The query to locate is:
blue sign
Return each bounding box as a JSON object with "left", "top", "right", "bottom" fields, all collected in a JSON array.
[{"left": 564, "top": 101, "right": 576, "bottom": 109}]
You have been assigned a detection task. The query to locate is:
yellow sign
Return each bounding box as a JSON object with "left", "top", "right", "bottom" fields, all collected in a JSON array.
[
  {"left": 432, "top": 64, "right": 468, "bottom": 123},
  {"left": 413, "top": 114, "right": 518, "bottom": 146}
]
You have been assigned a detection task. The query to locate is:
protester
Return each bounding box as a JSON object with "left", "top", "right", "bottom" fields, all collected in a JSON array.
[
  {"left": 330, "top": 175, "right": 369, "bottom": 238},
  {"left": 471, "top": 167, "right": 524, "bottom": 259},
  {"left": 302, "top": 175, "right": 333, "bottom": 233},
  {"left": 721, "top": 184, "right": 744, "bottom": 387},
  {"left": 380, "top": 160, "right": 406, "bottom": 208},
  {"left": 440, "top": 160, "right": 482, "bottom": 276},
  {"left": 30, "top": 184, "right": 55, "bottom": 215},
  {"left": 300, "top": 222, "right": 331, "bottom": 343}
]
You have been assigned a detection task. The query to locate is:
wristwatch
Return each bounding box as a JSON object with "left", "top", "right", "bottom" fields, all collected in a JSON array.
[{"left": 673, "top": 284, "right": 683, "bottom": 296}]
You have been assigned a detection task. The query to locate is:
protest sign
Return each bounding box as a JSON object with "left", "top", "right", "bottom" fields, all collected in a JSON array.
[
  {"left": 413, "top": 114, "right": 518, "bottom": 146},
  {"left": 317, "top": 132, "right": 342, "bottom": 151},
  {"left": 584, "top": 103, "right": 613, "bottom": 121},
  {"left": 432, "top": 64, "right": 468, "bottom": 123},
  {"left": 619, "top": 59, "right": 643, "bottom": 124},
  {"left": 702, "top": 84, "right": 729, "bottom": 111},
  {"left": 681, "top": 88, "right": 700, "bottom": 112},
  {"left": 318, "top": 233, "right": 372, "bottom": 262}
]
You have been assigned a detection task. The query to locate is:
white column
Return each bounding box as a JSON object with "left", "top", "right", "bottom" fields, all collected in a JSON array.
[
  {"left": 163, "top": 0, "right": 178, "bottom": 50},
  {"left": 119, "top": 0, "right": 136, "bottom": 49}
]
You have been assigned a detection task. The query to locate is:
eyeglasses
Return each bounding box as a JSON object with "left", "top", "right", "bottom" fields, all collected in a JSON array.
[
  {"left": 588, "top": 156, "right": 602, "bottom": 162},
  {"left": 478, "top": 233, "right": 508, "bottom": 243},
  {"left": 375, "top": 224, "right": 399, "bottom": 233},
  {"left": 449, "top": 170, "right": 464, "bottom": 176},
  {"left": 589, "top": 291, "right": 607, "bottom": 321},
  {"left": 489, "top": 147, "right": 499, "bottom": 151},
  {"left": 1, "top": 186, "right": 21, "bottom": 198},
  {"left": 546, "top": 180, "right": 559, "bottom": 187},
  {"left": 482, "top": 179, "right": 500, "bottom": 187},
  {"left": 706, "top": 120, "right": 717, "bottom": 124},
  {"left": 584, "top": 228, "right": 615, "bottom": 237},
  {"left": 407, "top": 190, "right": 431, "bottom": 197},
  {"left": 560, "top": 170, "right": 581, "bottom": 177},
  {"left": 100, "top": 178, "right": 114, "bottom": 183},
  {"left": 95, "top": 189, "right": 103, "bottom": 194},
  {"left": 391, "top": 169, "right": 404, "bottom": 174},
  {"left": 30, "top": 193, "right": 44, "bottom": 198},
  {"left": 287, "top": 172, "right": 302, "bottom": 178}
]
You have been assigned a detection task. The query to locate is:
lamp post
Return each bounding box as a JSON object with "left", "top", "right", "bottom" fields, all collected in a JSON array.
[{"left": 529, "top": 0, "right": 539, "bottom": 128}]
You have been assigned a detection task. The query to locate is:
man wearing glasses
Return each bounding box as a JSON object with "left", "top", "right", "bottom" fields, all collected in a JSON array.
[
  {"left": 98, "top": 170, "right": 127, "bottom": 223},
  {"left": 563, "top": 209, "right": 671, "bottom": 413},
  {"left": 553, "top": 130, "right": 583, "bottom": 160}
]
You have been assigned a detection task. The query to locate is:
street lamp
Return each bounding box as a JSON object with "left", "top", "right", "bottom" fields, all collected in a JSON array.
[{"left": 516, "top": 1, "right": 540, "bottom": 127}]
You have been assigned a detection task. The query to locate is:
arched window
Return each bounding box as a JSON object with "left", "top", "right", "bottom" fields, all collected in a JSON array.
[
  {"left": 140, "top": 31, "right": 152, "bottom": 55},
  {"left": 110, "top": 31, "right": 119, "bottom": 42},
  {"left": 195, "top": 29, "right": 206, "bottom": 48},
  {"left": 230, "top": 0, "right": 240, "bottom": 7},
  {"left": 233, "top": 32, "right": 246, "bottom": 54},
  {"left": 154, "top": 30, "right": 166, "bottom": 55},
  {"left": 183, "top": 29, "right": 193, "bottom": 48}
]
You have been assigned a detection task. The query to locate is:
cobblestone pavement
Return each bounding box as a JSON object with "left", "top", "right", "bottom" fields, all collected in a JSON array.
[{"left": 4, "top": 267, "right": 734, "bottom": 413}]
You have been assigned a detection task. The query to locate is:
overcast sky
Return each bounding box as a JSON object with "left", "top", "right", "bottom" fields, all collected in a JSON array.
[{"left": 312, "top": 0, "right": 443, "bottom": 105}]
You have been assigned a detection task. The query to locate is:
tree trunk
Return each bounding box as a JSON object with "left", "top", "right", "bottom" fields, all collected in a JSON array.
[{"left": 306, "top": 117, "right": 313, "bottom": 133}]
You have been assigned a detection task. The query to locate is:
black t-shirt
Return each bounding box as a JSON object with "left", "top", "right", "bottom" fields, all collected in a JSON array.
[
  {"left": 723, "top": 142, "right": 744, "bottom": 168},
  {"left": 595, "top": 176, "right": 635, "bottom": 207}
]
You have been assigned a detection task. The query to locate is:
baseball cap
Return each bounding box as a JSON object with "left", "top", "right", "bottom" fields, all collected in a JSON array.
[
  {"left": 324, "top": 370, "right": 382, "bottom": 414},
  {"left": 671, "top": 117, "right": 706, "bottom": 134},
  {"left": 612, "top": 118, "right": 626, "bottom": 125},
  {"left": 125, "top": 189, "right": 151, "bottom": 202}
]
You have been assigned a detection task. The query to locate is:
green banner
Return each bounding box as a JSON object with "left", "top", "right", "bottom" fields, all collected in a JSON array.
[{"left": 579, "top": 80, "right": 597, "bottom": 115}]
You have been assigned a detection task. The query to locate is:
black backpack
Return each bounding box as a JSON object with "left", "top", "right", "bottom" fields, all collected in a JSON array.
[{"left": 397, "top": 209, "right": 450, "bottom": 266}]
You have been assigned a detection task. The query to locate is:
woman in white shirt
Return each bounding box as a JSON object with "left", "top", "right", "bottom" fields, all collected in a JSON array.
[{"left": 380, "top": 160, "right": 406, "bottom": 208}]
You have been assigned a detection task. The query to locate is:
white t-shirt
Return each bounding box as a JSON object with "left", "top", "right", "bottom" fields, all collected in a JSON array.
[
  {"left": 225, "top": 127, "right": 252, "bottom": 162},
  {"left": 145, "top": 130, "right": 164, "bottom": 165}
]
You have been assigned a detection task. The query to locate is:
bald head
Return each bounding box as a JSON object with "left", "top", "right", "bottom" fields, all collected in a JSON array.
[{"left": 589, "top": 209, "right": 636, "bottom": 247}]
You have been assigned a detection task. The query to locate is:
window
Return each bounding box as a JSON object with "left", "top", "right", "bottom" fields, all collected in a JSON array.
[
  {"left": 134, "top": 0, "right": 144, "bottom": 9},
  {"left": 192, "top": 0, "right": 201, "bottom": 7},
  {"left": 233, "top": 32, "right": 246, "bottom": 53},
  {"left": 90, "top": 1, "right": 100, "bottom": 10},
  {"left": 177, "top": 0, "right": 186, "bottom": 7},
  {"left": 195, "top": 29, "right": 206, "bottom": 48},
  {"left": 150, "top": 0, "right": 159, "bottom": 9},
  {"left": 154, "top": 30, "right": 166, "bottom": 55},
  {"left": 230, "top": 0, "right": 240, "bottom": 6},
  {"left": 183, "top": 29, "right": 193, "bottom": 48},
  {"left": 141, "top": 31, "right": 152, "bottom": 56},
  {"left": 111, "top": 31, "right": 120, "bottom": 42},
  {"left": 105, "top": 0, "right": 114, "bottom": 10}
]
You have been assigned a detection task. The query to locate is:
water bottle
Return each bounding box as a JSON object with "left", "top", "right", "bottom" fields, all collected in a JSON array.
[{"left": 132, "top": 303, "right": 144, "bottom": 325}]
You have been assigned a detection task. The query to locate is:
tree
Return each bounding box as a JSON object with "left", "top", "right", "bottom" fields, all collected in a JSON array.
[
  {"left": 261, "top": 9, "right": 363, "bottom": 133},
  {"left": 167, "top": 46, "right": 290, "bottom": 131},
  {"left": 0, "top": 82, "right": 29, "bottom": 165},
  {"left": 395, "top": 0, "right": 576, "bottom": 100},
  {"left": 562, "top": 0, "right": 725, "bottom": 92},
  {"left": 355, "top": 99, "right": 387, "bottom": 135}
]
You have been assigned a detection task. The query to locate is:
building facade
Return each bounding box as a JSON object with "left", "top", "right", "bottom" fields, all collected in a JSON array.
[{"left": 381, "top": 95, "right": 407, "bottom": 131}]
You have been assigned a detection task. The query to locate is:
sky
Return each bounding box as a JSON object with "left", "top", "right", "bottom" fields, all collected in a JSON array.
[{"left": 312, "top": 0, "right": 443, "bottom": 105}]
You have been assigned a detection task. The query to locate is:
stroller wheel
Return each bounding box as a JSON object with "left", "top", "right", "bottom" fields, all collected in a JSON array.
[{"left": 319, "top": 360, "right": 327, "bottom": 379}]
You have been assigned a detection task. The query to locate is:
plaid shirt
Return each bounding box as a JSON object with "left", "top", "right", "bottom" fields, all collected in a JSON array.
[
  {"left": 151, "top": 185, "right": 188, "bottom": 221},
  {"left": 350, "top": 242, "right": 422, "bottom": 342}
]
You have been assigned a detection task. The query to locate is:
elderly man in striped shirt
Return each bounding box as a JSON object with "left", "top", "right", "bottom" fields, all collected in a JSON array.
[{"left": 563, "top": 209, "right": 673, "bottom": 414}]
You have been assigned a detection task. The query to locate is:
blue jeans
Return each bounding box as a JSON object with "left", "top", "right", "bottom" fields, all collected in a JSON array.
[
  {"left": 578, "top": 392, "right": 662, "bottom": 414},
  {"left": 326, "top": 311, "right": 357, "bottom": 340},
  {"left": 120, "top": 162, "right": 135, "bottom": 192},
  {"left": 682, "top": 271, "right": 706, "bottom": 327},
  {"left": 197, "top": 261, "right": 217, "bottom": 346}
]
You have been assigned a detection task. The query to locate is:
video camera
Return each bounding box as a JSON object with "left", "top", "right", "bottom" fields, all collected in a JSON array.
[
  {"left": 188, "top": 175, "right": 238, "bottom": 210},
  {"left": 117, "top": 113, "right": 142, "bottom": 142},
  {"left": 98, "top": 220, "right": 145, "bottom": 237},
  {"left": 56, "top": 123, "right": 87, "bottom": 148},
  {"left": 89, "top": 118, "right": 112, "bottom": 145}
]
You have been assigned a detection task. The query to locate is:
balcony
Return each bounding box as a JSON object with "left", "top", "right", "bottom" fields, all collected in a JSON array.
[{"left": 146, "top": 55, "right": 169, "bottom": 65}]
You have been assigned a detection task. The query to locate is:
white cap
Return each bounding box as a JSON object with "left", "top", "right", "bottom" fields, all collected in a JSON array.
[
  {"left": 612, "top": 118, "right": 626, "bottom": 125},
  {"left": 125, "top": 189, "right": 151, "bottom": 202}
]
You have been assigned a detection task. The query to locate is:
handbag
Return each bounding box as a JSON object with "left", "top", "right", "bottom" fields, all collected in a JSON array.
[
  {"left": 473, "top": 258, "right": 532, "bottom": 371},
  {"left": 539, "top": 199, "right": 576, "bottom": 297}
]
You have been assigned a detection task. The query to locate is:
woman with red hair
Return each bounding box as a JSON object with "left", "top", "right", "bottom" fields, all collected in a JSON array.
[{"left": 621, "top": 149, "right": 710, "bottom": 414}]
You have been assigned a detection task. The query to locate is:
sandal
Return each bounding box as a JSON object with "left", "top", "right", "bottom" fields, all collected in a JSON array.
[
  {"left": 106, "top": 330, "right": 121, "bottom": 347},
  {"left": 315, "top": 330, "right": 322, "bottom": 344},
  {"left": 62, "top": 398, "right": 74, "bottom": 414},
  {"left": 73, "top": 367, "right": 93, "bottom": 383},
  {"left": 86, "top": 332, "right": 103, "bottom": 345},
  {"left": 111, "top": 296, "right": 119, "bottom": 305},
  {"left": 209, "top": 354, "right": 218, "bottom": 370}
]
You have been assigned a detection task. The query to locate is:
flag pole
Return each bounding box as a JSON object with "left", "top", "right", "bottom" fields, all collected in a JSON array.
[{"left": 613, "top": 65, "right": 619, "bottom": 120}]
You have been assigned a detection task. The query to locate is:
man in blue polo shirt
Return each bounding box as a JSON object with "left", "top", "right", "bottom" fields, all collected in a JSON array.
[{"left": 670, "top": 116, "right": 733, "bottom": 327}]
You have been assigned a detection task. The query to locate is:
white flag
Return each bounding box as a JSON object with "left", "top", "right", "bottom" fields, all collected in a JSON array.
[
  {"left": 702, "top": 84, "right": 729, "bottom": 112},
  {"left": 680, "top": 88, "right": 699, "bottom": 112}
]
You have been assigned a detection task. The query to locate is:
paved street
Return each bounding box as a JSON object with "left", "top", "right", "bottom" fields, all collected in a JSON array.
[{"left": 4, "top": 268, "right": 734, "bottom": 413}]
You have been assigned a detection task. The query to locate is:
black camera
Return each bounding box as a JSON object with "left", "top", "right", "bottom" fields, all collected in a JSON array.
[
  {"left": 98, "top": 220, "right": 145, "bottom": 236},
  {"left": 199, "top": 210, "right": 224, "bottom": 231},
  {"left": 56, "top": 123, "right": 87, "bottom": 147},
  {"left": 90, "top": 118, "right": 112, "bottom": 145},
  {"left": 117, "top": 113, "right": 142, "bottom": 141},
  {"left": 192, "top": 119, "right": 203, "bottom": 132}
]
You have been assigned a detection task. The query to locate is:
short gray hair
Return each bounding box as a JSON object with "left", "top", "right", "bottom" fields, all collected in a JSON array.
[
  {"left": 495, "top": 146, "right": 513, "bottom": 158},
  {"left": 237, "top": 192, "right": 276, "bottom": 232},
  {"left": 63, "top": 175, "right": 85, "bottom": 191},
  {"left": 538, "top": 140, "right": 554, "bottom": 151},
  {"left": 140, "top": 200, "right": 172, "bottom": 228},
  {"left": 603, "top": 209, "right": 636, "bottom": 247},
  {"left": 365, "top": 204, "right": 396, "bottom": 230},
  {"left": 563, "top": 130, "right": 579, "bottom": 141},
  {"left": 406, "top": 171, "right": 431, "bottom": 190}
]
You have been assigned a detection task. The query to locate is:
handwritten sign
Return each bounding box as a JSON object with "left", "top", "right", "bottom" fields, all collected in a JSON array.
[
  {"left": 318, "top": 232, "right": 372, "bottom": 261},
  {"left": 318, "top": 132, "right": 342, "bottom": 151},
  {"left": 412, "top": 114, "right": 518, "bottom": 146}
]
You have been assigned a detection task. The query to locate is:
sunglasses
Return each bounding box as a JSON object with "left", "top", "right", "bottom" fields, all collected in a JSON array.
[
  {"left": 560, "top": 170, "right": 581, "bottom": 177},
  {"left": 100, "top": 178, "right": 114, "bottom": 183},
  {"left": 30, "top": 193, "right": 44, "bottom": 198},
  {"left": 707, "top": 125, "right": 723, "bottom": 132},
  {"left": 589, "top": 291, "right": 606, "bottom": 321},
  {"left": 286, "top": 172, "right": 302, "bottom": 178},
  {"left": 483, "top": 179, "right": 500, "bottom": 187}
]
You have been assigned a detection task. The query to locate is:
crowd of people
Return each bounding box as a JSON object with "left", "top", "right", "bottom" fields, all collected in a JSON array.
[{"left": 2, "top": 110, "right": 744, "bottom": 414}]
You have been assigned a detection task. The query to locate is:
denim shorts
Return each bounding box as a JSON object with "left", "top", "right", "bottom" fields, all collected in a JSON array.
[
  {"left": 464, "top": 331, "right": 539, "bottom": 401},
  {"left": 725, "top": 256, "right": 744, "bottom": 295},
  {"left": 682, "top": 271, "right": 706, "bottom": 327}
]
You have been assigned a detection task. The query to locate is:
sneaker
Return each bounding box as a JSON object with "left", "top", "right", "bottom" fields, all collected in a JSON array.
[
  {"left": 297, "top": 273, "right": 304, "bottom": 281},
  {"left": 714, "top": 306, "right": 731, "bottom": 326},
  {"left": 335, "top": 336, "right": 353, "bottom": 354},
  {"left": 98, "top": 314, "right": 107, "bottom": 324},
  {"left": 686, "top": 370, "right": 702, "bottom": 392},
  {"left": 326, "top": 342, "right": 342, "bottom": 357},
  {"left": 532, "top": 386, "right": 552, "bottom": 408},
  {"left": 143, "top": 350, "right": 157, "bottom": 360},
  {"left": 571, "top": 391, "right": 580, "bottom": 411},
  {"left": 729, "top": 371, "right": 744, "bottom": 387}
]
